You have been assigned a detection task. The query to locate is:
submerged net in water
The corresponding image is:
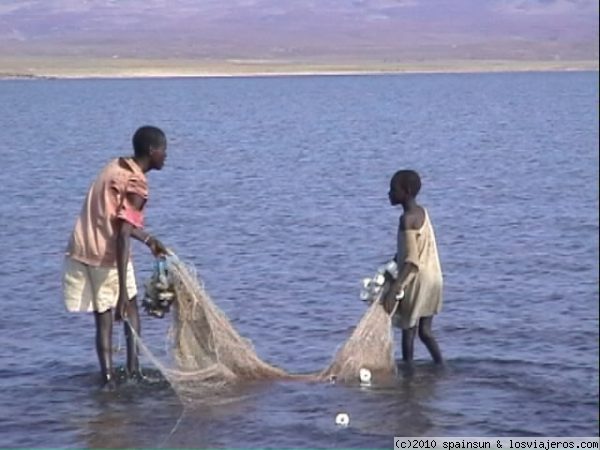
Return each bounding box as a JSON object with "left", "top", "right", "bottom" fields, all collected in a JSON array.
[
  {"left": 318, "top": 298, "right": 398, "bottom": 383},
  {"left": 139, "top": 256, "right": 288, "bottom": 397},
  {"left": 136, "top": 254, "right": 398, "bottom": 397}
]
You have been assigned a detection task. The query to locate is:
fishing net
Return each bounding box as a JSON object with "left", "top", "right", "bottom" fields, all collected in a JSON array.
[
  {"left": 318, "top": 298, "right": 398, "bottom": 383},
  {"left": 135, "top": 253, "right": 398, "bottom": 399},
  {"left": 135, "top": 256, "right": 288, "bottom": 398}
]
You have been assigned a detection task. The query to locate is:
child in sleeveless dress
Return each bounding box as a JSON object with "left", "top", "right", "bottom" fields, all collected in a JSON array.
[{"left": 382, "top": 170, "right": 444, "bottom": 364}]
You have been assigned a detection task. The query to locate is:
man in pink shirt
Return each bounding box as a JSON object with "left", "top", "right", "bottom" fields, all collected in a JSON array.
[{"left": 63, "top": 125, "right": 168, "bottom": 389}]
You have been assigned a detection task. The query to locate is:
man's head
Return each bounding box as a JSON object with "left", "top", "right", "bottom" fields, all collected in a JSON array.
[
  {"left": 389, "top": 170, "right": 421, "bottom": 205},
  {"left": 132, "top": 126, "right": 167, "bottom": 170}
]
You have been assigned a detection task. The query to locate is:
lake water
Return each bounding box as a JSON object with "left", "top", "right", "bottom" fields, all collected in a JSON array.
[{"left": 0, "top": 72, "right": 598, "bottom": 448}]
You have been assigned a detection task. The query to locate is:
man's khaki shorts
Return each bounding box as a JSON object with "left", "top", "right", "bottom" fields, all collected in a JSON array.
[{"left": 63, "top": 257, "right": 138, "bottom": 313}]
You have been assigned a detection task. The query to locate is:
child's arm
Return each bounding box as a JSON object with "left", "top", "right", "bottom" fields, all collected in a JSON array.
[
  {"left": 392, "top": 254, "right": 418, "bottom": 294},
  {"left": 382, "top": 216, "right": 419, "bottom": 312}
]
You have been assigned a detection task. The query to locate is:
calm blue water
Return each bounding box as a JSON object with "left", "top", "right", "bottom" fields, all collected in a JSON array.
[{"left": 0, "top": 72, "right": 598, "bottom": 448}]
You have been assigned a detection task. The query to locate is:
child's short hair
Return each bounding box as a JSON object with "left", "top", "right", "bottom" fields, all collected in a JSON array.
[
  {"left": 132, "top": 126, "right": 166, "bottom": 158},
  {"left": 391, "top": 170, "right": 421, "bottom": 197}
]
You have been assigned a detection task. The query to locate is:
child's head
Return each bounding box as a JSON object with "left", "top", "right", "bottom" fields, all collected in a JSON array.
[
  {"left": 132, "top": 126, "right": 167, "bottom": 170},
  {"left": 389, "top": 170, "right": 421, "bottom": 205}
]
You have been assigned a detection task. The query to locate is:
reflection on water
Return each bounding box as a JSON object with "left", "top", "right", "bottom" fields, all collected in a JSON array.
[{"left": 80, "top": 373, "right": 182, "bottom": 449}]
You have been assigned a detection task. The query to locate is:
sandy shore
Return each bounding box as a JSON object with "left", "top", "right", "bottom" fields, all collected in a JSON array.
[{"left": 0, "top": 57, "right": 598, "bottom": 79}]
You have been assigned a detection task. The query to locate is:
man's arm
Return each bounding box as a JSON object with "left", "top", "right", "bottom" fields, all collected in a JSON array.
[
  {"left": 130, "top": 226, "right": 150, "bottom": 244},
  {"left": 122, "top": 192, "right": 167, "bottom": 255},
  {"left": 114, "top": 193, "right": 166, "bottom": 321},
  {"left": 115, "top": 216, "right": 134, "bottom": 322},
  {"left": 130, "top": 227, "right": 167, "bottom": 255}
]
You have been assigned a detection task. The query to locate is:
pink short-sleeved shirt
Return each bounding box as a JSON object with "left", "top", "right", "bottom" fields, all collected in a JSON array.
[{"left": 66, "top": 158, "right": 148, "bottom": 267}]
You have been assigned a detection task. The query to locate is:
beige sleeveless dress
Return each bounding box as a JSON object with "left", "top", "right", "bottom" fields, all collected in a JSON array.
[{"left": 393, "top": 208, "right": 443, "bottom": 330}]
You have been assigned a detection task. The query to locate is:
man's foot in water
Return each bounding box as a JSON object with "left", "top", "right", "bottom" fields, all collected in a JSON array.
[
  {"left": 126, "top": 368, "right": 147, "bottom": 383},
  {"left": 100, "top": 374, "right": 117, "bottom": 392}
]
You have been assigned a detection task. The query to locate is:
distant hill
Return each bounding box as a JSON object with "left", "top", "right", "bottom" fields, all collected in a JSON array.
[{"left": 0, "top": 0, "right": 598, "bottom": 62}]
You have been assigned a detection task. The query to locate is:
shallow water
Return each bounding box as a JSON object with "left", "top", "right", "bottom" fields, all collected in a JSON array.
[{"left": 0, "top": 72, "right": 598, "bottom": 447}]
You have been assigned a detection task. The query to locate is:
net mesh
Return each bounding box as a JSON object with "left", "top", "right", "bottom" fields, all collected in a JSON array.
[
  {"left": 318, "top": 298, "right": 398, "bottom": 383},
  {"left": 135, "top": 254, "right": 398, "bottom": 399}
]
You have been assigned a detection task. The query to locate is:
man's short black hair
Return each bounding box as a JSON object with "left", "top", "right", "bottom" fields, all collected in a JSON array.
[
  {"left": 391, "top": 170, "right": 422, "bottom": 197},
  {"left": 132, "top": 126, "right": 166, "bottom": 158}
]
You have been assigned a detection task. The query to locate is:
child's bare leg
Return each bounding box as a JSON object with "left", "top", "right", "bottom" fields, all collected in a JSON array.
[
  {"left": 124, "top": 296, "right": 141, "bottom": 377},
  {"left": 402, "top": 326, "right": 417, "bottom": 362},
  {"left": 94, "top": 310, "right": 114, "bottom": 385},
  {"left": 418, "top": 316, "right": 443, "bottom": 364}
]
